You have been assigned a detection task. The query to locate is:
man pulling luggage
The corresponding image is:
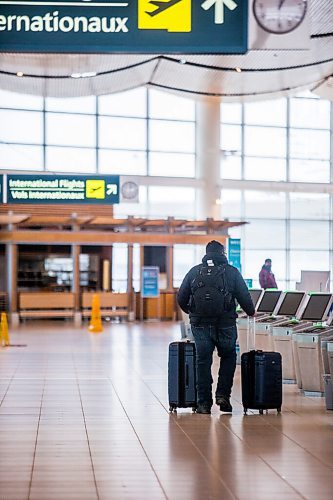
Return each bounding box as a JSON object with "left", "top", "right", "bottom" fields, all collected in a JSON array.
[{"left": 177, "top": 240, "right": 255, "bottom": 414}]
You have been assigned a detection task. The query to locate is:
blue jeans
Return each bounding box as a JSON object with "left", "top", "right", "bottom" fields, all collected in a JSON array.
[{"left": 191, "top": 324, "right": 237, "bottom": 407}]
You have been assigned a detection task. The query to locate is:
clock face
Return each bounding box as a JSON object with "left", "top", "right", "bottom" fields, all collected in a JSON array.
[
  {"left": 121, "top": 181, "right": 139, "bottom": 200},
  {"left": 253, "top": 0, "right": 307, "bottom": 35}
]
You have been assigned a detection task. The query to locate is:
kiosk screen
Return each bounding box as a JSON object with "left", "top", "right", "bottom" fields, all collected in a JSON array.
[
  {"left": 276, "top": 292, "right": 306, "bottom": 317},
  {"left": 249, "top": 289, "right": 262, "bottom": 307},
  {"left": 301, "top": 294, "right": 332, "bottom": 321},
  {"left": 257, "top": 290, "right": 282, "bottom": 313}
]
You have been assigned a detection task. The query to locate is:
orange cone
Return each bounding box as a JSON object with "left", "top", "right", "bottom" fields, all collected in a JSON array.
[
  {"left": 0, "top": 312, "right": 10, "bottom": 347},
  {"left": 88, "top": 294, "right": 103, "bottom": 333}
]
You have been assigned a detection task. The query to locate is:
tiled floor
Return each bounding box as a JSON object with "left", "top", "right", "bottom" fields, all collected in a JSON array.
[{"left": 0, "top": 320, "right": 332, "bottom": 500}]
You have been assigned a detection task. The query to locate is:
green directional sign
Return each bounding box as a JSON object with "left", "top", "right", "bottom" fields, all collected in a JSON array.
[
  {"left": 6, "top": 174, "right": 120, "bottom": 204},
  {"left": 0, "top": 0, "right": 248, "bottom": 54}
]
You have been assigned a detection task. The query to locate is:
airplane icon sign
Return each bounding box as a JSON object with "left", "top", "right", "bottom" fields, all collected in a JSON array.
[
  {"left": 146, "top": 0, "right": 182, "bottom": 17},
  {"left": 138, "top": 0, "right": 191, "bottom": 32}
]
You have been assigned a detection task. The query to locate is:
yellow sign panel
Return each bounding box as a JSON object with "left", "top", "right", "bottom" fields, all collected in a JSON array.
[
  {"left": 86, "top": 180, "right": 105, "bottom": 199},
  {"left": 138, "top": 0, "right": 191, "bottom": 33}
]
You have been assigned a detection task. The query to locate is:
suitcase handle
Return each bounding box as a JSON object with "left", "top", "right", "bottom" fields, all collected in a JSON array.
[
  {"left": 247, "top": 316, "right": 256, "bottom": 352},
  {"left": 185, "top": 364, "right": 189, "bottom": 388}
]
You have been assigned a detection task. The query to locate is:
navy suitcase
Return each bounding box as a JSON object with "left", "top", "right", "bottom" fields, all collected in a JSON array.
[
  {"left": 241, "top": 350, "right": 282, "bottom": 415},
  {"left": 168, "top": 340, "right": 197, "bottom": 412}
]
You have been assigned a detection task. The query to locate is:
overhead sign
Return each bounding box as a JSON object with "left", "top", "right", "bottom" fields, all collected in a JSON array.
[
  {"left": 141, "top": 266, "right": 160, "bottom": 298},
  {"left": 5, "top": 174, "right": 120, "bottom": 204},
  {"left": 228, "top": 237, "right": 241, "bottom": 273},
  {"left": 0, "top": 0, "right": 248, "bottom": 54}
]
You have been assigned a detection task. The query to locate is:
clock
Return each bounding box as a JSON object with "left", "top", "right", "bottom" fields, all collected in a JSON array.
[
  {"left": 121, "top": 181, "right": 139, "bottom": 201},
  {"left": 253, "top": 0, "right": 308, "bottom": 35}
]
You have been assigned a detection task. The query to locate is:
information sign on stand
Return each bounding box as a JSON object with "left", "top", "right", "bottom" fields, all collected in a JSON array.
[
  {"left": 141, "top": 266, "right": 160, "bottom": 298},
  {"left": 141, "top": 266, "right": 160, "bottom": 321}
]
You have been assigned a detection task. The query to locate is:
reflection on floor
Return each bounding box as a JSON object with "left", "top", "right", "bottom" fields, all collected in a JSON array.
[{"left": 0, "top": 321, "right": 332, "bottom": 500}]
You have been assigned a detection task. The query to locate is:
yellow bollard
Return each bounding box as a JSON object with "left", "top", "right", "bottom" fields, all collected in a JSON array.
[
  {"left": 88, "top": 294, "right": 103, "bottom": 333},
  {"left": 0, "top": 312, "right": 10, "bottom": 347}
]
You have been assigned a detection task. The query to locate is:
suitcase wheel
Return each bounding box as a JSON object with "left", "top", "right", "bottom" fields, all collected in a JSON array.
[
  {"left": 277, "top": 407, "right": 281, "bottom": 414},
  {"left": 169, "top": 405, "right": 176, "bottom": 413},
  {"left": 192, "top": 407, "right": 197, "bottom": 413},
  {"left": 259, "top": 409, "right": 264, "bottom": 415},
  {"left": 243, "top": 408, "right": 247, "bottom": 415}
]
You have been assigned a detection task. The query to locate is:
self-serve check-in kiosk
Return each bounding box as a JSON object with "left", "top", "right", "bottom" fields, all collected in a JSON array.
[
  {"left": 237, "top": 289, "right": 281, "bottom": 355},
  {"left": 237, "top": 289, "right": 263, "bottom": 326},
  {"left": 255, "top": 291, "right": 309, "bottom": 355},
  {"left": 292, "top": 293, "right": 333, "bottom": 395},
  {"left": 272, "top": 293, "right": 332, "bottom": 388}
]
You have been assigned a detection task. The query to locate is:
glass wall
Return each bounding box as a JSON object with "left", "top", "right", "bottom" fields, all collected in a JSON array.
[
  {"left": 220, "top": 93, "right": 332, "bottom": 289},
  {"left": 0, "top": 88, "right": 332, "bottom": 290}
]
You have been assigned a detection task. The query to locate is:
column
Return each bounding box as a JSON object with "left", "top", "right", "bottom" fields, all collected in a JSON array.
[
  {"left": 6, "top": 242, "right": 18, "bottom": 326},
  {"left": 71, "top": 215, "right": 81, "bottom": 326},
  {"left": 71, "top": 244, "right": 81, "bottom": 326},
  {"left": 196, "top": 98, "right": 221, "bottom": 219},
  {"left": 127, "top": 244, "right": 135, "bottom": 321}
]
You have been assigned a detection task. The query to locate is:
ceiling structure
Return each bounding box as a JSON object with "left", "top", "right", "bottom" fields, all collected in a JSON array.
[{"left": 0, "top": 0, "right": 332, "bottom": 101}]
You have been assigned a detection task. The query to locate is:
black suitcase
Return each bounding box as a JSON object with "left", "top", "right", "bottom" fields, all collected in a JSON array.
[
  {"left": 241, "top": 350, "right": 282, "bottom": 415},
  {"left": 168, "top": 340, "right": 197, "bottom": 412}
]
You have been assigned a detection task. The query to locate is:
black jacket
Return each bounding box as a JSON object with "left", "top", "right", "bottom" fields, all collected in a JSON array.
[{"left": 177, "top": 251, "right": 255, "bottom": 327}]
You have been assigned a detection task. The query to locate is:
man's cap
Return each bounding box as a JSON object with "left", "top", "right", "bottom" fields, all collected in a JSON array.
[{"left": 206, "top": 240, "right": 225, "bottom": 254}]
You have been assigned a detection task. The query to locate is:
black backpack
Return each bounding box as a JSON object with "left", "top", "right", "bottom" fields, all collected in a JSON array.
[{"left": 189, "top": 264, "right": 232, "bottom": 317}]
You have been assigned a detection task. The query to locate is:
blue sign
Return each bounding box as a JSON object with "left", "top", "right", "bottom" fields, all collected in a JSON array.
[
  {"left": 228, "top": 238, "right": 241, "bottom": 272},
  {"left": 142, "top": 266, "right": 160, "bottom": 298},
  {"left": 5, "top": 174, "right": 119, "bottom": 204},
  {"left": 0, "top": 0, "right": 248, "bottom": 54},
  {"left": 244, "top": 278, "right": 253, "bottom": 288}
]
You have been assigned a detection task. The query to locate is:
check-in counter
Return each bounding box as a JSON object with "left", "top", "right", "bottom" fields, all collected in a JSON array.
[
  {"left": 238, "top": 290, "right": 283, "bottom": 354},
  {"left": 237, "top": 289, "right": 264, "bottom": 354},
  {"left": 295, "top": 327, "right": 333, "bottom": 394},
  {"left": 271, "top": 320, "right": 311, "bottom": 383},
  {"left": 289, "top": 293, "right": 333, "bottom": 394},
  {"left": 272, "top": 293, "right": 333, "bottom": 387},
  {"left": 321, "top": 339, "right": 332, "bottom": 376},
  {"left": 328, "top": 342, "right": 333, "bottom": 378},
  {"left": 255, "top": 291, "right": 308, "bottom": 359}
]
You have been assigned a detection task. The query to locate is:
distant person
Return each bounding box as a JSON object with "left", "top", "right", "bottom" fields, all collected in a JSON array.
[
  {"left": 259, "top": 258, "right": 278, "bottom": 289},
  {"left": 177, "top": 240, "right": 255, "bottom": 414}
]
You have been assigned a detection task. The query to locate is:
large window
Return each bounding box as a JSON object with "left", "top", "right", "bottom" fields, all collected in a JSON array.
[
  {"left": 0, "top": 88, "right": 332, "bottom": 290},
  {"left": 221, "top": 94, "right": 333, "bottom": 289}
]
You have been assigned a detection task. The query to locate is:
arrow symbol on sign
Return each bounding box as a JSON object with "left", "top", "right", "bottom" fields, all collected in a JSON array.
[
  {"left": 201, "top": 0, "right": 237, "bottom": 24},
  {"left": 107, "top": 184, "right": 118, "bottom": 195}
]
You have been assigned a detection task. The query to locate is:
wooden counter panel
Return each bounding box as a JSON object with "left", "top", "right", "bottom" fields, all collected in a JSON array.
[
  {"left": 136, "top": 292, "right": 176, "bottom": 320},
  {"left": 0, "top": 231, "right": 227, "bottom": 246},
  {"left": 82, "top": 292, "right": 128, "bottom": 309},
  {"left": 19, "top": 292, "right": 75, "bottom": 310}
]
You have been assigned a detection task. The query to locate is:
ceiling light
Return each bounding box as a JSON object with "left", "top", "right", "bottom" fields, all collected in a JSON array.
[
  {"left": 16, "top": 71, "right": 24, "bottom": 77},
  {"left": 71, "top": 71, "right": 97, "bottom": 78},
  {"left": 235, "top": 67, "right": 242, "bottom": 73}
]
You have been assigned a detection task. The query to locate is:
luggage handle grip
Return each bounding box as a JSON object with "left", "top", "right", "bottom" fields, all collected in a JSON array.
[
  {"left": 185, "top": 363, "right": 189, "bottom": 388},
  {"left": 247, "top": 316, "right": 256, "bottom": 352}
]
